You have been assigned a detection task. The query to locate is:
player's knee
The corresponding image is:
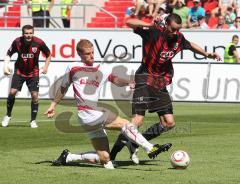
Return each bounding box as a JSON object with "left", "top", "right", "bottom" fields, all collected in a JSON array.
[
  {"left": 9, "top": 90, "right": 17, "bottom": 96},
  {"left": 31, "top": 95, "right": 38, "bottom": 103},
  {"left": 99, "top": 151, "right": 110, "bottom": 164},
  {"left": 165, "top": 121, "right": 175, "bottom": 129},
  {"left": 132, "top": 116, "right": 144, "bottom": 127}
]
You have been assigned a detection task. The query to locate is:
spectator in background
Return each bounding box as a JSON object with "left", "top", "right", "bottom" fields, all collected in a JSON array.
[
  {"left": 234, "top": 0, "right": 240, "bottom": 16},
  {"left": 134, "top": 0, "right": 147, "bottom": 17},
  {"left": 123, "top": 4, "right": 147, "bottom": 27},
  {"left": 173, "top": 0, "right": 188, "bottom": 28},
  {"left": 212, "top": 0, "right": 234, "bottom": 16},
  {"left": 61, "top": 0, "right": 74, "bottom": 28},
  {"left": 147, "top": 0, "right": 163, "bottom": 17},
  {"left": 0, "top": 0, "right": 9, "bottom": 8},
  {"left": 224, "top": 35, "right": 240, "bottom": 63},
  {"left": 229, "top": 16, "right": 240, "bottom": 29},
  {"left": 224, "top": 6, "right": 236, "bottom": 27},
  {"left": 27, "top": 0, "right": 55, "bottom": 28},
  {"left": 212, "top": 15, "right": 229, "bottom": 29},
  {"left": 197, "top": 15, "right": 209, "bottom": 29},
  {"left": 187, "top": 0, "right": 205, "bottom": 28}
]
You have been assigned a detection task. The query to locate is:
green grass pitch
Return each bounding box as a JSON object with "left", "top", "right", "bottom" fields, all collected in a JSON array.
[{"left": 0, "top": 99, "right": 239, "bottom": 184}]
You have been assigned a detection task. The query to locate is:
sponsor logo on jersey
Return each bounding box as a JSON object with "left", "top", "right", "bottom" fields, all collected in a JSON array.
[
  {"left": 80, "top": 78, "right": 99, "bottom": 87},
  {"left": 32, "top": 47, "right": 38, "bottom": 53},
  {"left": 21, "top": 53, "right": 34, "bottom": 59}
]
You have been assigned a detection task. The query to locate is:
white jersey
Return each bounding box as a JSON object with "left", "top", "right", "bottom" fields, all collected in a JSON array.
[{"left": 61, "top": 62, "right": 115, "bottom": 111}]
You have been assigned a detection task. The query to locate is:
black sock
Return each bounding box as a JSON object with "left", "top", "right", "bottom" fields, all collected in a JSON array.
[
  {"left": 6, "top": 94, "right": 15, "bottom": 117},
  {"left": 31, "top": 101, "right": 39, "bottom": 121},
  {"left": 130, "top": 123, "right": 167, "bottom": 150},
  {"left": 142, "top": 123, "right": 167, "bottom": 140},
  {"left": 110, "top": 133, "right": 128, "bottom": 160}
]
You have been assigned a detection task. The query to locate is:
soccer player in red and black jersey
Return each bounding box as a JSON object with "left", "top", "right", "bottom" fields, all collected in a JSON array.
[
  {"left": 1, "top": 24, "right": 51, "bottom": 128},
  {"left": 110, "top": 13, "right": 221, "bottom": 164}
]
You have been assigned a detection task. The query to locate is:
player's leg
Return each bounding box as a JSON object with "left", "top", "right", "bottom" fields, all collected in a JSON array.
[
  {"left": 105, "top": 114, "right": 169, "bottom": 160},
  {"left": 110, "top": 114, "right": 144, "bottom": 161},
  {"left": 110, "top": 81, "right": 148, "bottom": 161},
  {"left": 52, "top": 149, "right": 100, "bottom": 166},
  {"left": 27, "top": 77, "right": 39, "bottom": 128},
  {"left": 124, "top": 87, "right": 173, "bottom": 162},
  {"left": 52, "top": 129, "right": 113, "bottom": 169},
  {"left": 2, "top": 74, "right": 24, "bottom": 127}
]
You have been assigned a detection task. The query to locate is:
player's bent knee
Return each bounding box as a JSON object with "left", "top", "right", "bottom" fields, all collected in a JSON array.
[
  {"left": 98, "top": 151, "right": 110, "bottom": 164},
  {"left": 132, "top": 116, "right": 144, "bottom": 127},
  {"left": 165, "top": 121, "right": 175, "bottom": 129}
]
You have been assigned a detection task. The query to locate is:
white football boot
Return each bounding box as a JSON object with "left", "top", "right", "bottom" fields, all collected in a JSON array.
[
  {"left": 1, "top": 116, "right": 11, "bottom": 127},
  {"left": 125, "top": 141, "right": 140, "bottom": 164},
  {"left": 30, "top": 120, "right": 38, "bottom": 128},
  {"left": 103, "top": 161, "right": 115, "bottom": 169}
]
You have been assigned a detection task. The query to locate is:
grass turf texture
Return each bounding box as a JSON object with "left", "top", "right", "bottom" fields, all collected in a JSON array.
[{"left": 0, "top": 99, "right": 239, "bottom": 184}]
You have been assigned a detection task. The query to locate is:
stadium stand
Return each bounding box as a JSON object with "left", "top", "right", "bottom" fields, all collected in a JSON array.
[
  {"left": 0, "top": 0, "right": 22, "bottom": 27},
  {"left": 87, "top": 0, "right": 134, "bottom": 28}
]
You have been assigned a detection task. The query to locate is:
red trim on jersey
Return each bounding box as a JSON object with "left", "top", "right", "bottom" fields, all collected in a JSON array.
[
  {"left": 108, "top": 74, "right": 117, "bottom": 82},
  {"left": 69, "top": 64, "right": 100, "bottom": 82},
  {"left": 72, "top": 84, "right": 84, "bottom": 101},
  {"left": 77, "top": 105, "right": 93, "bottom": 111}
]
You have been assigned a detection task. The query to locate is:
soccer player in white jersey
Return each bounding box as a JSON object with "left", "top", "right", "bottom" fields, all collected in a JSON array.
[{"left": 44, "top": 39, "right": 172, "bottom": 169}]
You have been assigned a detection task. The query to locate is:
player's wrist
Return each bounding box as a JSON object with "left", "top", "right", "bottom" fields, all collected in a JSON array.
[{"left": 205, "top": 53, "right": 210, "bottom": 58}]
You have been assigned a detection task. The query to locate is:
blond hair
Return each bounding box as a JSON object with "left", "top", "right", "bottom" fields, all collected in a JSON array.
[{"left": 76, "top": 39, "right": 93, "bottom": 53}]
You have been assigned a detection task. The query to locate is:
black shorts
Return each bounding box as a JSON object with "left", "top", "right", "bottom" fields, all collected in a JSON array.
[
  {"left": 11, "top": 74, "right": 39, "bottom": 92},
  {"left": 132, "top": 84, "right": 173, "bottom": 116}
]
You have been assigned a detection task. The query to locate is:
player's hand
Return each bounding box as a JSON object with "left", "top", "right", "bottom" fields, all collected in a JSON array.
[
  {"left": 44, "top": 107, "right": 55, "bottom": 118},
  {"left": 4, "top": 65, "right": 12, "bottom": 75},
  {"left": 129, "top": 80, "right": 135, "bottom": 90},
  {"left": 207, "top": 53, "right": 222, "bottom": 61},
  {"left": 40, "top": 66, "right": 48, "bottom": 74}
]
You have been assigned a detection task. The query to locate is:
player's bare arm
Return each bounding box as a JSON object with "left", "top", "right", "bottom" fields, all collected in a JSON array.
[
  {"left": 189, "top": 42, "right": 222, "bottom": 61},
  {"left": 126, "top": 19, "right": 154, "bottom": 29},
  {"left": 44, "top": 85, "right": 69, "bottom": 118},
  {"left": 3, "top": 55, "right": 12, "bottom": 75},
  {"left": 233, "top": 50, "right": 240, "bottom": 63},
  {"left": 112, "top": 77, "right": 135, "bottom": 89},
  {"left": 41, "top": 55, "right": 51, "bottom": 74}
]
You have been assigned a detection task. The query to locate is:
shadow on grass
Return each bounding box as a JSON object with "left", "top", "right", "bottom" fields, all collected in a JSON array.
[
  {"left": 3, "top": 125, "right": 30, "bottom": 128},
  {"left": 33, "top": 159, "right": 168, "bottom": 171},
  {"left": 34, "top": 160, "right": 102, "bottom": 168}
]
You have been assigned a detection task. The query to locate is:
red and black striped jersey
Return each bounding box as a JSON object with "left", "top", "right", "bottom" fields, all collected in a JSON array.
[
  {"left": 7, "top": 36, "right": 51, "bottom": 77},
  {"left": 134, "top": 26, "right": 192, "bottom": 89}
]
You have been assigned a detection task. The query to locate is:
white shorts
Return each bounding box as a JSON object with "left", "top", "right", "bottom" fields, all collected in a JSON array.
[
  {"left": 77, "top": 109, "right": 109, "bottom": 126},
  {"left": 77, "top": 109, "right": 110, "bottom": 139}
]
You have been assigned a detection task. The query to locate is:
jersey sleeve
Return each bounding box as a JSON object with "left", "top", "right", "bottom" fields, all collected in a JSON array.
[
  {"left": 180, "top": 34, "right": 192, "bottom": 50},
  {"left": 6, "top": 40, "right": 17, "bottom": 57},
  {"left": 134, "top": 26, "right": 159, "bottom": 40},
  {"left": 61, "top": 65, "right": 71, "bottom": 88},
  {"left": 39, "top": 41, "right": 51, "bottom": 57}
]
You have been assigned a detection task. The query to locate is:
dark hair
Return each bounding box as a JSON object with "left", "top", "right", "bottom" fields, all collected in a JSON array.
[
  {"left": 165, "top": 13, "right": 182, "bottom": 25},
  {"left": 232, "top": 35, "right": 239, "bottom": 40},
  {"left": 235, "top": 17, "right": 240, "bottom": 21},
  {"left": 22, "top": 25, "right": 34, "bottom": 34}
]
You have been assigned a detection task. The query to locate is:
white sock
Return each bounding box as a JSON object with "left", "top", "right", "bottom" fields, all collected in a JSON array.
[
  {"left": 66, "top": 152, "right": 100, "bottom": 163},
  {"left": 121, "top": 123, "right": 153, "bottom": 152}
]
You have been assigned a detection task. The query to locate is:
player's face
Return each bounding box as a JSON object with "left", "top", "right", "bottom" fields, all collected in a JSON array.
[
  {"left": 165, "top": 21, "right": 182, "bottom": 45},
  {"left": 233, "top": 37, "right": 239, "bottom": 45},
  {"left": 23, "top": 29, "right": 34, "bottom": 43},
  {"left": 79, "top": 47, "right": 94, "bottom": 66}
]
